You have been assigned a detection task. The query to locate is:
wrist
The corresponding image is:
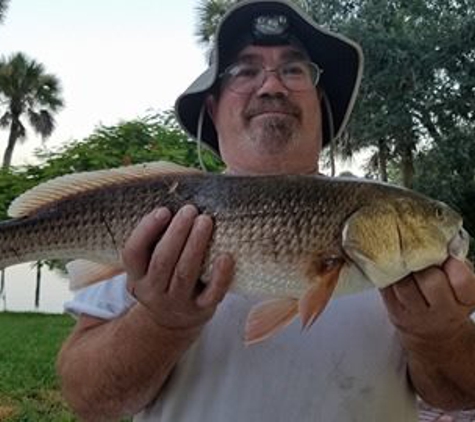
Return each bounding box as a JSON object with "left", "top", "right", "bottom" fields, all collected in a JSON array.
[
  {"left": 128, "top": 302, "right": 204, "bottom": 342},
  {"left": 402, "top": 319, "right": 475, "bottom": 364}
]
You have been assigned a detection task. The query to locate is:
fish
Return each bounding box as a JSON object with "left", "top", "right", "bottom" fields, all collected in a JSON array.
[{"left": 0, "top": 161, "right": 470, "bottom": 344}]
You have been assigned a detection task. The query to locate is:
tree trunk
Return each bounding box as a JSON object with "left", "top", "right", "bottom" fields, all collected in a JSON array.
[
  {"left": 400, "top": 144, "right": 414, "bottom": 188},
  {"left": 378, "top": 138, "right": 388, "bottom": 182},
  {"left": 0, "top": 269, "right": 6, "bottom": 310},
  {"left": 329, "top": 137, "right": 336, "bottom": 177},
  {"left": 2, "top": 119, "right": 20, "bottom": 169},
  {"left": 35, "top": 261, "right": 43, "bottom": 308}
]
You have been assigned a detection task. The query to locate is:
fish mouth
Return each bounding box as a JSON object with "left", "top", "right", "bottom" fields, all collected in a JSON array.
[{"left": 448, "top": 226, "right": 470, "bottom": 260}]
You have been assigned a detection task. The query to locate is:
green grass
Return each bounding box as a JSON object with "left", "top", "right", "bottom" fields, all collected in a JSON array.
[{"left": 0, "top": 312, "right": 76, "bottom": 421}]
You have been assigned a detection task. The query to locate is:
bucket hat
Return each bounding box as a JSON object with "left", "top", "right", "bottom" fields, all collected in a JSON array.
[{"left": 175, "top": 0, "right": 364, "bottom": 155}]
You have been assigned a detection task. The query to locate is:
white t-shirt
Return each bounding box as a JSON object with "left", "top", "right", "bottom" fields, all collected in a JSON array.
[{"left": 65, "top": 277, "right": 418, "bottom": 422}]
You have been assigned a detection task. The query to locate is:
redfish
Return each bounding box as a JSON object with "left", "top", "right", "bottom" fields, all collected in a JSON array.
[{"left": 0, "top": 161, "right": 469, "bottom": 344}]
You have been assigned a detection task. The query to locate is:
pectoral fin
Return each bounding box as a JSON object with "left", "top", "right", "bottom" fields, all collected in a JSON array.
[
  {"left": 244, "top": 298, "right": 298, "bottom": 346},
  {"left": 66, "top": 259, "right": 124, "bottom": 290}
]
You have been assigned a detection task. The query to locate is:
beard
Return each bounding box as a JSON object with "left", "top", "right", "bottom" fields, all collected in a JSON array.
[
  {"left": 244, "top": 96, "right": 302, "bottom": 155},
  {"left": 248, "top": 114, "right": 298, "bottom": 154}
]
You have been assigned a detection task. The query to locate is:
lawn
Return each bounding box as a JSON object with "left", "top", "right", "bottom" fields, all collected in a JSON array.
[{"left": 0, "top": 312, "right": 76, "bottom": 421}]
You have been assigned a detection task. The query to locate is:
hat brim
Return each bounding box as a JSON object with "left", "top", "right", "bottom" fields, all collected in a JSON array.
[{"left": 175, "top": 0, "right": 363, "bottom": 156}]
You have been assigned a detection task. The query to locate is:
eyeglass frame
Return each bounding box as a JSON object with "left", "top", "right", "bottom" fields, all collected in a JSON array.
[{"left": 218, "top": 59, "right": 324, "bottom": 94}]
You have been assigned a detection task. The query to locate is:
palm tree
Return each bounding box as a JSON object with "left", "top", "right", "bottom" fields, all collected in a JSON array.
[
  {"left": 0, "top": 52, "right": 64, "bottom": 168},
  {"left": 195, "top": 0, "right": 232, "bottom": 48},
  {"left": 0, "top": 0, "right": 9, "bottom": 24}
]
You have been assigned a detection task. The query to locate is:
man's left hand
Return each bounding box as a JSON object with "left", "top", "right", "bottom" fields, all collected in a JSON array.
[{"left": 380, "top": 257, "right": 475, "bottom": 344}]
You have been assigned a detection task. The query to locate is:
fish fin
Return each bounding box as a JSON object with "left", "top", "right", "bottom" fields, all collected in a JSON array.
[
  {"left": 299, "top": 261, "right": 341, "bottom": 330},
  {"left": 333, "top": 263, "right": 372, "bottom": 297},
  {"left": 244, "top": 298, "right": 298, "bottom": 346},
  {"left": 66, "top": 259, "right": 124, "bottom": 290},
  {"left": 8, "top": 161, "right": 202, "bottom": 218}
]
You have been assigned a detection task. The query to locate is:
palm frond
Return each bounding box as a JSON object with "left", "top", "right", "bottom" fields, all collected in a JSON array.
[
  {"left": 28, "top": 110, "right": 55, "bottom": 139},
  {"left": 0, "top": 0, "right": 9, "bottom": 24},
  {"left": 194, "top": 0, "right": 235, "bottom": 48},
  {"left": 0, "top": 111, "right": 11, "bottom": 128}
]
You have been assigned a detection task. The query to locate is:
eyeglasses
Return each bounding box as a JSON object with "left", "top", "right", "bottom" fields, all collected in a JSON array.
[{"left": 220, "top": 60, "right": 323, "bottom": 94}]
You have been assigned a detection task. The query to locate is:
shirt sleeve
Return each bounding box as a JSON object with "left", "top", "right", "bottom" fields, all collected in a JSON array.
[{"left": 64, "top": 273, "right": 137, "bottom": 320}]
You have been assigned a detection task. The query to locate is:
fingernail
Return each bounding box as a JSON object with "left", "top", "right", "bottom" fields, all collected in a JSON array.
[
  {"left": 181, "top": 204, "right": 198, "bottom": 218},
  {"left": 154, "top": 207, "right": 170, "bottom": 220},
  {"left": 195, "top": 214, "right": 213, "bottom": 230}
]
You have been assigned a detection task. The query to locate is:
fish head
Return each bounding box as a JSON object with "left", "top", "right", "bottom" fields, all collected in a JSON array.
[
  {"left": 392, "top": 195, "right": 469, "bottom": 269},
  {"left": 342, "top": 189, "right": 469, "bottom": 290}
]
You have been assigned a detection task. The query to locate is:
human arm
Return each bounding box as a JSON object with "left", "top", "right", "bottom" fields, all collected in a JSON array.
[
  {"left": 57, "top": 205, "right": 234, "bottom": 421},
  {"left": 380, "top": 258, "right": 475, "bottom": 410}
]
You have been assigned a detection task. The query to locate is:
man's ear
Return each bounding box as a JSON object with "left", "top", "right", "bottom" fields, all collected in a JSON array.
[{"left": 205, "top": 94, "right": 217, "bottom": 123}]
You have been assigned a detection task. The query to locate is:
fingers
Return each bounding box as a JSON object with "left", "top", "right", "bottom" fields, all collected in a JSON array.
[
  {"left": 197, "top": 253, "right": 235, "bottom": 308},
  {"left": 147, "top": 205, "right": 199, "bottom": 292},
  {"left": 412, "top": 267, "right": 454, "bottom": 307},
  {"left": 168, "top": 214, "right": 214, "bottom": 298},
  {"left": 122, "top": 207, "right": 172, "bottom": 280},
  {"left": 444, "top": 258, "right": 475, "bottom": 306}
]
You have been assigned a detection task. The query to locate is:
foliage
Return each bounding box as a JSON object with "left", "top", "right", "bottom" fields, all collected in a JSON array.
[
  {"left": 32, "top": 111, "right": 223, "bottom": 177},
  {"left": 306, "top": 0, "right": 475, "bottom": 187},
  {"left": 0, "top": 52, "right": 64, "bottom": 168}
]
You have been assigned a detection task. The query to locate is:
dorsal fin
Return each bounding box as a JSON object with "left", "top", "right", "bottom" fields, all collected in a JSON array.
[{"left": 8, "top": 161, "right": 202, "bottom": 218}]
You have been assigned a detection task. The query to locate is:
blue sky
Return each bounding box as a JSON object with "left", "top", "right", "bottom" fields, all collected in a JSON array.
[{"left": 1, "top": 1, "right": 207, "bottom": 164}]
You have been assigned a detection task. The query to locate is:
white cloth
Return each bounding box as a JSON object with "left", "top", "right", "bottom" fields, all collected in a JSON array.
[
  {"left": 66, "top": 281, "right": 418, "bottom": 422},
  {"left": 64, "top": 274, "right": 136, "bottom": 319}
]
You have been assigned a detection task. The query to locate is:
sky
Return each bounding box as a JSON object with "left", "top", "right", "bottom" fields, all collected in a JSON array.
[{"left": 1, "top": 0, "right": 207, "bottom": 165}]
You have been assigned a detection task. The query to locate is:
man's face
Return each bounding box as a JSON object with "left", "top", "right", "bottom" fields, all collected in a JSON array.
[{"left": 207, "top": 45, "right": 323, "bottom": 175}]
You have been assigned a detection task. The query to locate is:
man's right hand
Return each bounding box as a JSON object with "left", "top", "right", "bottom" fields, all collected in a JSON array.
[{"left": 122, "top": 204, "right": 235, "bottom": 331}]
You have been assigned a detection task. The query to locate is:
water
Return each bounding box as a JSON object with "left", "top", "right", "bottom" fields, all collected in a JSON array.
[{"left": 0, "top": 263, "right": 74, "bottom": 314}]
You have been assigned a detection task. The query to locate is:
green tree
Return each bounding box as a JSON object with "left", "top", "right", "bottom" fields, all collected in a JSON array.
[
  {"left": 0, "top": 52, "right": 64, "bottom": 168},
  {"left": 307, "top": 0, "right": 475, "bottom": 187}
]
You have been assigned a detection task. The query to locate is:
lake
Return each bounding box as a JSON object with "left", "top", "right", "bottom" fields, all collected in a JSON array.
[{"left": 0, "top": 263, "right": 74, "bottom": 314}]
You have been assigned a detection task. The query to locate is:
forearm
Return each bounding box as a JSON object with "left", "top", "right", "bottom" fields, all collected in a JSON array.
[
  {"left": 57, "top": 303, "right": 200, "bottom": 421},
  {"left": 406, "top": 320, "right": 475, "bottom": 410}
]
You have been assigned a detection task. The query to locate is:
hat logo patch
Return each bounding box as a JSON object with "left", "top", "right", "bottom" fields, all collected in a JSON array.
[{"left": 253, "top": 15, "right": 289, "bottom": 36}]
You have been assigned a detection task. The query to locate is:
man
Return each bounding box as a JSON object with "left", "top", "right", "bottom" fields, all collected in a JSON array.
[{"left": 57, "top": 1, "right": 475, "bottom": 421}]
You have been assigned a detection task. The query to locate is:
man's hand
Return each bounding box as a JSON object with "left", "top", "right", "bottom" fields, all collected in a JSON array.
[
  {"left": 122, "top": 204, "right": 235, "bottom": 331},
  {"left": 380, "top": 258, "right": 475, "bottom": 344},
  {"left": 380, "top": 257, "right": 475, "bottom": 409}
]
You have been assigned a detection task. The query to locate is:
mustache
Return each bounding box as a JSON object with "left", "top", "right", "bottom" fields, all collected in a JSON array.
[{"left": 244, "top": 97, "right": 301, "bottom": 120}]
